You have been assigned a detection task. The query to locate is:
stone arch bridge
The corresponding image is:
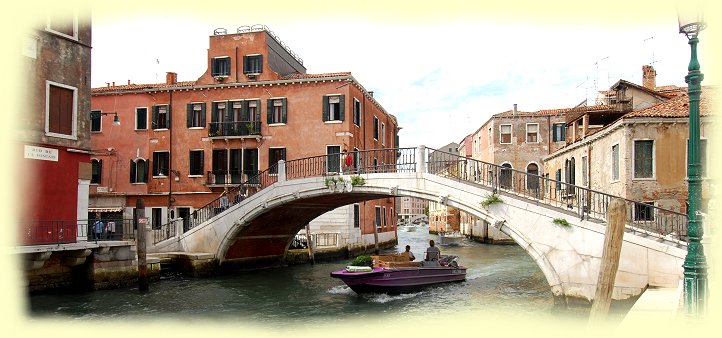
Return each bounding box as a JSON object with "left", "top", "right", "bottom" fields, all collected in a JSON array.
[{"left": 150, "top": 146, "right": 688, "bottom": 305}]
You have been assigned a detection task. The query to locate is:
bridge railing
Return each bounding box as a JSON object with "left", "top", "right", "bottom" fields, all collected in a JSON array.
[{"left": 426, "top": 147, "right": 688, "bottom": 242}]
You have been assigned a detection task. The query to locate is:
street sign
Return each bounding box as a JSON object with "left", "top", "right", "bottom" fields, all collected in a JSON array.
[{"left": 138, "top": 217, "right": 148, "bottom": 224}]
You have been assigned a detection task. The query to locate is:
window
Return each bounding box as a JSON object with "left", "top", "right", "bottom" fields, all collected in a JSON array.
[
  {"left": 611, "top": 144, "right": 619, "bottom": 181},
  {"left": 500, "top": 163, "right": 513, "bottom": 189},
  {"left": 375, "top": 206, "right": 382, "bottom": 229},
  {"left": 633, "top": 140, "right": 654, "bottom": 179},
  {"left": 244, "top": 55, "right": 263, "bottom": 74},
  {"left": 353, "top": 204, "right": 360, "bottom": 228},
  {"left": 488, "top": 127, "right": 492, "bottom": 146},
  {"left": 91, "top": 159, "right": 102, "bottom": 184},
  {"left": 90, "top": 110, "right": 101, "bottom": 132},
  {"left": 46, "top": 81, "right": 77, "bottom": 138},
  {"left": 526, "top": 123, "right": 539, "bottom": 143},
  {"left": 189, "top": 150, "right": 204, "bottom": 176},
  {"left": 381, "top": 123, "right": 386, "bottom": 145},
  {"left": 230, "top": 149, "right": 242, "bottom": 183},
  {"left": 187, "top": 102, "right": 206, "bottom": 128},
  {"left": 552, "top": 123, "right": 566, "bottom": 142},
  {"left": 269, "top": 148, "right": 286, "bottom": 174},
  {"left": 500, "top": 124, "right": 512, "bottom": 144},
  {"left": 152, "top": 105, "right": 170, "bottom": 130},
  {"left": 353, "top": 98, "right": 360, "bottom": 127},
  {"left": 46, "top": 10, "right": 77, "bottom": 38},
  {"left": 323, "top": 95, "right": 344, "bottom": 122},
  {"left": 212, "top": 149, "right": 228, "bottom": 184},
  {"left": 634, "top": 201, "right": 655, "bottom": 221},
  {"left": 383, "top": 207, "right": 387, "bottom": 228},
  {"left": 130, "top": 159, "right": 148, "bottom": 183},
  {"left": 555, "top": 169, "right": 562, "bottom": 190},
  {"left": 152, "top": 151, "right": 169, "bottom": 177},
  {"left": 210, "top": 101, "right": 228, "bottom": 136},
  {"left": 136, "top": 107, "right": 148, "bottom": 130},
  {"left": 327, "top": 145, "right": 341, "bottom": 173},
  {"left": 267, "top": 98, "right": 287, "bottom": 124},
  {"left": 526, "top": 163, "right": 539, "bottom": 191},
  {"left": 151, "top": 208, "right": 162, "bottom": 230},
  {"left": 581, "top": 155, "right": 588, "bottom": 186},
  {"left": 373, "top": 116, "right": 379, "bottom": 140},
  {"left": 211, "top": 57, "right": 230, "bottom": 77}
]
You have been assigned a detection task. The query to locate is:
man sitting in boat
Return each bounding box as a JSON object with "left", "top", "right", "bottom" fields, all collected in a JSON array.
[
  {"left": 425, "top": 240, "right": 441, "bottom": 261},
  {"left": 400, "top": 245, "right": 415, "bottom": 261}
]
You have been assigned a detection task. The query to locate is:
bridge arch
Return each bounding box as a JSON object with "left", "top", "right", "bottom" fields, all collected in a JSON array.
[{"left": 154, "top": 146, "right": 687, "bottom": 305}]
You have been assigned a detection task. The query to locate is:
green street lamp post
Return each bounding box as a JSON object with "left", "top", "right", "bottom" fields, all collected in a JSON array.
[{"left": 678, "top": 5, "right": 707, "bottom": 316}]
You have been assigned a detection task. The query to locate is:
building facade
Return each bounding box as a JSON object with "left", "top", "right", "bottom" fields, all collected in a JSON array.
[
  {"left": 90, "top": 26, "right": 400, "bottom": 250},
  {"left": 19, "top": 9, "right": 93, "bottom": 243}
]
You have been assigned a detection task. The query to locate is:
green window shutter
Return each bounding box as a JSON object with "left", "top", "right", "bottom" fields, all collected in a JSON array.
[
  {"left": 255, "top": 100, "right": 261, "bottom": 122},
  {"left": 242, "top": 101, "right": 250, "bottom": 121},
  {"left": 339, "top": 95, "right": 345, "bottom": 121},
  {"left": 130, "top": 160, "right": 135, "bottom": 183},
  {"left": 144, "top": 161, "right": 149, "bottom": 183},
  {"left": 200, "top": 103, "right": 206, "bottom": 127},
  {"left": 243, "top": 55, "right": 249, "bottom": 73},
  {"left": 258, "top": 55, "right": 263, "bottom": 73},
  {"left": 151, "top": 106, "right": 158, "bottom": 129},
  {"left": 267, "top": 99, "right": 273, "bottom": 124},
  {"left": 98, "top": 159, "right": 103, "bottom": 184},
  {"left": 200, "top": 150, "right": 204, "bottom": 174},
  {"left": 281, "top": 98, "right": 288, "bottom": 124},
  {"left": 211, "top": 103, "right": 218, "bottom": 123},
  {"left": 186, "top": 103, "right": 192, "bottom": 128},
  {"left": 165, "top": 105, "right": 172, "bottom": 129},
  {"left": 322, "top": 96, "right": 329, "bottom": 121}
]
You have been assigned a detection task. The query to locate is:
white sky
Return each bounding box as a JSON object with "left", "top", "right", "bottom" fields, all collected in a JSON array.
[{"left": 89, "top": 0, "right": 719, "bottom": 150}]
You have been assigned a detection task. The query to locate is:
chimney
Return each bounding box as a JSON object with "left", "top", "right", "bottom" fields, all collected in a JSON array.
[
  {"left": 166, "top": 72, "right": 178, "bottom": 85},
  {"left": 642, "top": 65, "right": 656, "bottom": 89},
  {"left": 513, "top": 104, "right": 517, "bottom": 115},
  {"left": 368, "top": 91, "right": 374, "bottom": 97},
  {"left": 128, "top": 79, "right": 131, "bottom": 85}
]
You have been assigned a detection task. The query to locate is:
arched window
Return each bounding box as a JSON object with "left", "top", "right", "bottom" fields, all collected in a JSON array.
[
  {"left": 91, "top": 159, "right": 102, "bottom": 184},
  {"left": 500, "top": 163, "right": 513, "bottom": 189},
  {"left": 130, "top": 159, "right": 148, "bottom": 183},
  {"left": 526, "top": 163, "right": 539, "bottom": 192}
]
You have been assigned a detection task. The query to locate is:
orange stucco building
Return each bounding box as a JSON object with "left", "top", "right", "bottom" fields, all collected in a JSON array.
[{"left": 90, "top": 26, "right": 400, "bottom": 248}]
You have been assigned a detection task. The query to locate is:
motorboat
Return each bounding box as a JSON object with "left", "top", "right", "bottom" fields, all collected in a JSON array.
[
  {"left": 437, "top": 231, "right": 464, "bottom": 246},
  {"left": 401, "top": 224, "right": 417, "bottom": 232},
  {"left": 330, "top": 254, "right": 466, "bottom": 294}
]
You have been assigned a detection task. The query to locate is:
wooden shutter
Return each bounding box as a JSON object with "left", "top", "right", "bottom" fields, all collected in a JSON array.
[
  {"left": 129, "top": 160, "right": 135, "bottom": 183},
  {"left": 339, "top": 95, "right": 345, "bottom": 121},
  {"left": 151, "top": 105, "right": 159, "bottom": 129},
  {"left": 200, "top": 103, "right": 206, "bottom": 127},
  {"left": 257, "top": 55, "right": 263, "bottom": 73},
  {"left": 322, "top": 96, "right": 329, "bottom": 121},
  {"left": 266, "top": 99, "right": 273, "bottom": 124},
  {"left": 144, "top": 160, "right": 150, "bottom": 182},
  {"left": 165, "top": 104, "right": 171, "bottom": 128},
  {"left": 186, "top": 103, "right": 192, "bottom": 128},
  {"left": 281, "top": 98, "right": 287, "bottom": 123},
  {"left": 254, "top": 100, "right": 261, "bottom": 123},
  {"left": 242, "top": 101, "right": 250, "bottom": 121}
]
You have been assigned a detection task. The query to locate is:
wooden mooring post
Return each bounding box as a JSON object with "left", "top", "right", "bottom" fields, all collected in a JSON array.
[
  {"left": 305, "top": 225, "right": 315, "bottom": 265},
  {"left": 136, "top": 198, "right": 149, "bottom": 292},
  {"left": 589, "top": 198, "right": 626, "bottom": 323}
]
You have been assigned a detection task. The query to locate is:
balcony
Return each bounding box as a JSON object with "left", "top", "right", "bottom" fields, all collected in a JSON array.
[{"left": 208, "top": 121, "right": 261, "bottom": 138}]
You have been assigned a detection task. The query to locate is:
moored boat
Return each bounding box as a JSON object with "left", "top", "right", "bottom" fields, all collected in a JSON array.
[
  {"left": 330, "top": 254, "right": 466, "bottom": 294},
  {"left": 437, "top": 231, "right": 464, "bottom": 246}
]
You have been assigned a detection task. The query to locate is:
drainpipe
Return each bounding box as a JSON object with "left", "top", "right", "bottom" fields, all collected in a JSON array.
[{"left": 235, "top": 47, "right": 239, "bottom": 83}]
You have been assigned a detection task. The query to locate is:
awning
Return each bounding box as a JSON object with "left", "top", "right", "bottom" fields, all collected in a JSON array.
[{"left": 88, "top": 207, "right": 124, "bottom": 213}]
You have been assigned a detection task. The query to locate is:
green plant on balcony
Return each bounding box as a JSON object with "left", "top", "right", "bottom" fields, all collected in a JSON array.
[
  {"left": 552, "top": 218, "right": 571, "bottom": 227},
  {"left": 245, "top": 122, "right": 258, "bottom": 135},
  {"left": 325, "top": 176, "right": 345, "bottom": 188},
  {"left": 481, "top": 194, "right": 503, "bottom": 208},
  {"left": 350, "top": 175, "right": 366, "bottom": 186}
]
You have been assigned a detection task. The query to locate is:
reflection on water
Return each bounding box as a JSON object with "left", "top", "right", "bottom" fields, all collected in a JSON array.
[{"left": 29, "top": 230, "right": 566, "bottom": 326}]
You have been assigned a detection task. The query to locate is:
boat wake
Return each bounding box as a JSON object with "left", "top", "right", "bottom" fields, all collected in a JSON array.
[
  {"left": 326, "top": 285, "right": 357, "bottom": 296},
  {"left": 363, "top": 292, "right": 421, "bottom": 304}
]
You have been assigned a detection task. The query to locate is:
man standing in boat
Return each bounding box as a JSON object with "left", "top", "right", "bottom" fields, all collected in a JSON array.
[{"left": 425, "top": 240, "right": 440, "bottom": 261}]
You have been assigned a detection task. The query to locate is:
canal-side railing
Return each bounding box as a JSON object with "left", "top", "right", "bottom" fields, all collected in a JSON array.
[
  {"left": 19, "top": 219, "right": 135, "bottom": 246},
  {"left": 425, "top": 147, "right": 688, "bottom": 243}
]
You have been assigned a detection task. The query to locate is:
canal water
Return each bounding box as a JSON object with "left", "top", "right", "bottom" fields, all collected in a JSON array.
[{"left": 27, "top": 228, "right": 619, "bottom": 330}]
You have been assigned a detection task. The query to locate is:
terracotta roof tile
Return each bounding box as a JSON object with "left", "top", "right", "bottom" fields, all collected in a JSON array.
[
  {"left": 493, "top": 104, "right": 617, "bottom": 118},
  {"left": 281, "top": 72, "right": 352, "bottom": 80},
  {"left": 623, "top": 88, "right": 715, "bottom": 118},
  {"left": 92, "top": 81, "right": 197, "bottom": 93}
]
